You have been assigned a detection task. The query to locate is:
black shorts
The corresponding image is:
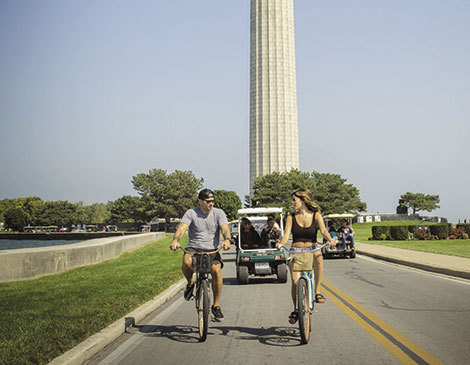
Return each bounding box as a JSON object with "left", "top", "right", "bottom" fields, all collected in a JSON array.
[{"left": 184, "top": 247, "right": 224, "bottom": 269}]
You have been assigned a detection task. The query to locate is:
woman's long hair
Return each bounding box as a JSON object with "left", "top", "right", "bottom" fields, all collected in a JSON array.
[{"left": 292, "top": 188, "right": 321, "bottom": 213}]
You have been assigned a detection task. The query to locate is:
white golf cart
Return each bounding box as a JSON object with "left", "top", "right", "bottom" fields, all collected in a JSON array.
[
  {"left": 235, "top": 207, "right": 288, "bottom": 284},
  {"left": 322, "top": 213, "right": 356, "bottom": 259}
]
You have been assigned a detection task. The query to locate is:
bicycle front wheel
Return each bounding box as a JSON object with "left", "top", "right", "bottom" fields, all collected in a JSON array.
[
  {"left": 197, "top": 279, "right": 210, "bottom": 342},
  {"left": 297, "top": 277, "right": 311, "bottom": 344}
]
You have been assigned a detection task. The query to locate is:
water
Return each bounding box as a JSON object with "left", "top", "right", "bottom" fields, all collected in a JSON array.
[{"left": 0, "top": 239, "right": 83, "bottom": 250}]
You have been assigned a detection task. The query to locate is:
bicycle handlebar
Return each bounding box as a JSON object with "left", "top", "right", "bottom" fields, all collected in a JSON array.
[
  {"left": 278, "top": 243, "right": 327, "bottom": 254},
  {"left": 179, "top": 246, "right": 223, "bottom": 255}
]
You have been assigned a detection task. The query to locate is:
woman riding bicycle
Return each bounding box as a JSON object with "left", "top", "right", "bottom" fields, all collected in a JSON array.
[{"left": 276, "top": 188, "right": 336, "bottom": 324}]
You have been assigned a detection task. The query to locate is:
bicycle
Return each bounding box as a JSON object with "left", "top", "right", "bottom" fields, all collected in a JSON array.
[
  {"left": 179, "top": 246, "right": 223, "bottom": 342},
  {"left": 281, "top": 244, "right": 326, "bottom": 344}
]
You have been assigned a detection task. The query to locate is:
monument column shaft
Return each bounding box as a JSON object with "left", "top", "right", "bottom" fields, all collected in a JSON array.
[{"left": 250, "top": 0, "right": 299, "bottom": 191}]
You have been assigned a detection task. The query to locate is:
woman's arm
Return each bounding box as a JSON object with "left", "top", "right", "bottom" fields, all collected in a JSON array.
[
  {"left": 316, "top": 214, "right": 336, "bottom": 246},
  {"left": 276, "top": 214, "right": 292, "bottom": 248}
]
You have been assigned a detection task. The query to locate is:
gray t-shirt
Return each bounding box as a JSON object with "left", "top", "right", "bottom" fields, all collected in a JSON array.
[{"left": 181, "top": 207, "right": 228, "bottom": 250}]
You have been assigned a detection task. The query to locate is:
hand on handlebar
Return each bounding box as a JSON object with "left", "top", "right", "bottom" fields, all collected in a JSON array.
[
  {"left": 170, "top": 240, "right": 181, "bottom": 251},
  {"left": 222, "top": 239, "right": 231, "bottom": 250},
  {"left": 328, "top": 238, "right": 337, "bottom": 248}
]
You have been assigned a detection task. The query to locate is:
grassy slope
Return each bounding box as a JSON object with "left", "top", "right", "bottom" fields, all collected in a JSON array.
[{"left": 0, "top": 235, "right": 185, "bottom": 365}]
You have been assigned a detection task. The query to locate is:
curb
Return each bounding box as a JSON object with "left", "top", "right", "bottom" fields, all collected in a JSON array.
[
  {"left": 356, "top": 250, "right": 470, "bottom": 280},
  {"left": 48, "top": 278, "right": 186, "bottom": 365}
]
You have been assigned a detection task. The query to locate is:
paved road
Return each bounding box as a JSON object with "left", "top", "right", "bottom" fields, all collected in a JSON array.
[{"left": 88, "top": 248, "right": 470, "bottom": 365}]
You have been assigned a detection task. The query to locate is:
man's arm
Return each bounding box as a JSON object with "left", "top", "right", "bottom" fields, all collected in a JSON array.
[
  {"left": 170, "top": 222, "right": 189, "bottom": 251},
  {"left": 220, "top": 223, "right": 231, "bottom": 250}
]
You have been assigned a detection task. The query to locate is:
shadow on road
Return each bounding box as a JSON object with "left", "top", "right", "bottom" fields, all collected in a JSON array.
[
  {"left": 131, "top": 324, "right": 302, "bottom": 346},
  {"left": 223, "top": 276, "right": 285, "bottom": 286}
]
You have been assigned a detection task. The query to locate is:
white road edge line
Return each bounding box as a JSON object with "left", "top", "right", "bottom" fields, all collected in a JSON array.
[{"left": 357, "top": 255, "right": 470, "bottom": 285}]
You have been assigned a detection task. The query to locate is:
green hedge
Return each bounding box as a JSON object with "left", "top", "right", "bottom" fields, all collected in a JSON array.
[
  {"left": 430, "top": 224, "right": 450, "bottom": 240},
  {"left": 390, "top": 226, "right": 409, "bottom": 240},
  {"left": 372, "top": 226, "right": 391, "bottom": 240},
  {"left": 408, "top": 225, "right": 418, "bottom": 233}
]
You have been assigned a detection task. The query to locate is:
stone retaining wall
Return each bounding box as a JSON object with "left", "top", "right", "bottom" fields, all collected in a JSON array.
[
  {"left": 0, "top": 232, "right": 139, "bottom": 240},
  {"left": 0, "top": 232, "right": 166, "bottom": 283}
]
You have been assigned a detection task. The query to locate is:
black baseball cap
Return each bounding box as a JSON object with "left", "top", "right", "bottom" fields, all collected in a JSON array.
[{"left": 198, "top": 188, "right": 214, "bottom": 200}]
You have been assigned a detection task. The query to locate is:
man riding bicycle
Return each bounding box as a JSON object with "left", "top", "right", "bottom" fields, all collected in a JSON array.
[{"left": 170, "top": 188, "right": 231, "bottom": 321}]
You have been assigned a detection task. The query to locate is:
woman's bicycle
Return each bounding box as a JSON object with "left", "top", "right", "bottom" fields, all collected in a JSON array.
[
  {"left": 179, "top": 246, "right": 223, "bottom": 342},
  {"left": 281, "top": 244, "right": 325, "bottom": 344}
]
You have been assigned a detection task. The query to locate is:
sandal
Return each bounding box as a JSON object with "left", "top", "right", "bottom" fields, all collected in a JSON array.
[
  {"left": 315, "top": 293, "right": 326, "bottom": 303},
  {"left": 288, "top": 311, "right": 298, "bottom": 324}
]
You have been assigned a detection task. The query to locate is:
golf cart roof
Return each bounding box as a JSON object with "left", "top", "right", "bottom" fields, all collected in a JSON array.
[
  {"left": 323, "top": 214, "right": 355, "bottom": 219},
  {"left": 237, "top": 207, "right": 283, "bottom": 215}
]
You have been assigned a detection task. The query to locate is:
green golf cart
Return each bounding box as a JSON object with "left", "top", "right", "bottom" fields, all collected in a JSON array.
[
  {"left": 322, "top": 213, "right": 356, "bottom": 259},
  {"left": 235, "top": 207, "right": 288, "bottom": 284}
]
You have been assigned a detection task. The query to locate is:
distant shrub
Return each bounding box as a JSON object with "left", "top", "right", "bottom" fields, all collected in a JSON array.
[
  {"left": 456, "top": 224, "right": 470, "bottom": 235},
  {"left": 450, "top": 225, "right": 468, "bottom": 239},
  {"left": 414, "top": 227, "right": 430, "bottom": 240},
  {"left": 390, "top": 226, "right": 409, "bottom": 240},
  {"left": 372, "top": 226, "right": 391, "bottom": 240},
  {"left": 408, "top": 225, "right": 418, "bottom": 233},
  {"left": 429, "top": 224, "right": 450, "bottom": 240}
]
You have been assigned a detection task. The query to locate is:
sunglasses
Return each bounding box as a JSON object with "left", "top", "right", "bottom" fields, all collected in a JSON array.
[{"left": 204, "top": 199, "right": 215, "bottom": 204}]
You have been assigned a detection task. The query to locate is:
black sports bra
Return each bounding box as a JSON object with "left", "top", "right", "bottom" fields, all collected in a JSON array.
[{"left": 291, "top": 212, "right": 317, "bottom": 243}]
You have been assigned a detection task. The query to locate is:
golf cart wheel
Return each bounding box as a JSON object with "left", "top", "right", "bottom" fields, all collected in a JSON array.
[
  {"left": 277, "top": 263, "right": 288, "bottom": 283},
  {"left": 350, "top": 250, "right": 356, "bottom": 259},
  {"left": 237, "top": 266, "right": 249, "bottom": 284}
]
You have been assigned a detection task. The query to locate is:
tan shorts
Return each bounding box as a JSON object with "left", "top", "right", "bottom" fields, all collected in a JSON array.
[{"left": 291, "top": 251, "right": 315, "bottom": 272}]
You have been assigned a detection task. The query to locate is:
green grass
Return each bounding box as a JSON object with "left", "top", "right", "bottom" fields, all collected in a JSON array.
[
  {"left": 0, "top": 235, "right": 185, "bottom": 365},
  {"left": 352, "top": 221, "right": 470, "bottom": 259}
]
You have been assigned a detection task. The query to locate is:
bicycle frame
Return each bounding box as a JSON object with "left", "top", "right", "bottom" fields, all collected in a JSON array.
[
  {"left": 298, "top": 270, "right": 315, "bottom": 312},
  {"left": 179, "top": 246, "right": 222, "bottom": 341},
  {"left": 279, "top": 245, "right": 324, "bottom": 313}
]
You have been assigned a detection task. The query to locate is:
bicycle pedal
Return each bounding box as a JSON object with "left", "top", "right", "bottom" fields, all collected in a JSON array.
[{"left": 211, "top": 316, "right": 223, "bottom": 323}]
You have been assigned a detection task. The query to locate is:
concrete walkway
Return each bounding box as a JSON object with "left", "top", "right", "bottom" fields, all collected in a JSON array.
[
  {"left": 49, "top": 243, "right": 470, "bottom": 364},
  {"left": 355, "top": 242, "right": 470, "bottom": 279}
]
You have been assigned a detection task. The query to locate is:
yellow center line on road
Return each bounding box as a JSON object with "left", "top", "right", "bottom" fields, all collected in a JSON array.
[{"left": 322, "top": 281, "right": 442, "bottom": 365}]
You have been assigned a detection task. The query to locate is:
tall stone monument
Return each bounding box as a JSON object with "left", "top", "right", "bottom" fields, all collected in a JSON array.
[{"left": 250, "top": 0, "right": 300, "bottom": 191}]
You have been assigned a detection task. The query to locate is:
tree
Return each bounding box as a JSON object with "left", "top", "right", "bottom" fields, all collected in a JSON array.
[
  {"left": 20, "top": 197, "right": 45, "bottom": 226},
  {"left": 4, "top": 207, "right": 29, "bottom": 231},
  {"left": 213, "top": 190, "right": 242, "bottom": 221},
  {"left": 37, "top": 201, "right": 81, "bottom": 227},
  {"left": 132, "top": 169, "right": 203, "bottom": 222},
  {"left": 81, "top": 202, "right": 112, "bottom": 224},
  {"left": 252, "top": 170, "right": 311, "bottom": 209},
  {"left": 252, "top": 169, "right": 367, "bottom": 215},
  {"left": 400, "top": 192, "right": 440, "bottom": 215},
  {"left": 0, "top": 199, "right": 17, "bottom": 222},
  {"left": 309, "top": 172, "right": 367, "bottom": 215},
  {"left": 109, "top": 196, "right": 144, "bottom": 223},
  {"left": 0, "top": 197, "right": 44, "bottom": 225}
]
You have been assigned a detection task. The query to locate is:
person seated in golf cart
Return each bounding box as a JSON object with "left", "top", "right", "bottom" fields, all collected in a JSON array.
[
  {"left": 327, "top": 220, "right": 338, "bottom": 240},
  {"left": 338, "top": 218, "right": 355, "bottom": 249},
  {"left": 240, "top": 217, "right": 264, "bottom": 249},
  {"left": 261, "top": 216, "right": 281, "bottom": 248}
]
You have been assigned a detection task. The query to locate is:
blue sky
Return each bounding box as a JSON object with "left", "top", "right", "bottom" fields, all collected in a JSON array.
[{"left": 1, "top": 0, "right": 469, "bottom": 223}]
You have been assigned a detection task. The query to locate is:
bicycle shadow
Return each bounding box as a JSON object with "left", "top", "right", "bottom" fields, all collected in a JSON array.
[
  {"left": 222, "top": 276, "right": 284, "bottom": 286},
  {"left": 130, "top": 323, "right": 302, "bottom": 346}
]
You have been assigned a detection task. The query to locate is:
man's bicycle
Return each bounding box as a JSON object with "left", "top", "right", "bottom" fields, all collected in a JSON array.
[
  {"left": 179, "top": 246, "right": 223, "bottom": 342},
  {"left": 281, "top": 244, "right": 325, "bottom": 344}
]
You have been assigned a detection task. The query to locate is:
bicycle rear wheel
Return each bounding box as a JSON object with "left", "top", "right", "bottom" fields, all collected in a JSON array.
[
  {"left": 297, "top": 277, "right": 311, "bottom": 344},
  {"left": 197, "top": 279, "right": 210, "bottom": 341}
]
